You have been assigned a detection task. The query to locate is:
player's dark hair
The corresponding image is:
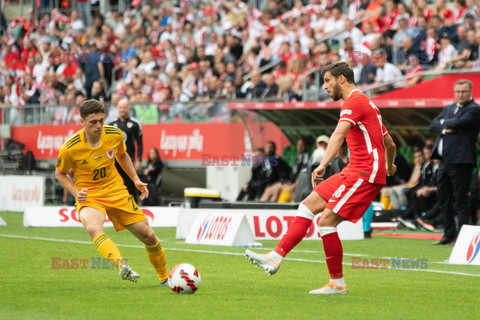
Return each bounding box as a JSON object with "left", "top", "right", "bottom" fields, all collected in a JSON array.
[
  {"left": 266, "top": 141, "right": 276, "bottom": 154},
  {"left": 321, "top": 61, "right": 355, "bottom": 84},
  {"left": 79, "top": 99, "right": 105, "bottom": 119}
]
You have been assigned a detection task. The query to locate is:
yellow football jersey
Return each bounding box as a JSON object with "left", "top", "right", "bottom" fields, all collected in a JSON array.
[{"left": 56, "top": 125, "right": 128, "bottom": 197}]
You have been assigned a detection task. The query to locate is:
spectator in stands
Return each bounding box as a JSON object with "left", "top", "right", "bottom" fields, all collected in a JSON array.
[
  {"left": 259, "top": 73, "right": 279, "bottom": 99},
  {"left": 223, "top": 80, "right": 238, "bottom": 100},
  {"left": 137, "top": 51, "right": 156, "bottom": 75},
  {"left": 342, "top": 20, "right": 365, "bottom": 48},
  {"left": 435, "top": 32, "right": 458, "bottom": 70},
  {"left": 403, "top": 54, "right": 425, "bottom": 87},
  {"left": 311, "top": 135, "right": 330, "bottom": 167},
  {"left": 392, "top": 18, "right": 411, "bottom": 64},
  {"left": 393, "top": 2, "right": 411, "bottom": 30},
  {"left": 78, "top": 41, "right": 104, "bottom": 99},
  {"left": 417, "top": 0, "right": 434, "bottom": 22},
  {"left": 453, "top": 0, "right": 468, "bottom": 22},
  {"left": 463, "top": 13, "right": 476, "bottom": 29},
  {"left": 172, "top": 84, "right": 191, "bottom": 102},
  {"left": 237, "top": 148, "right": 268, "bottom": 201},
  {"left": 65, "top": 93, "right": 84, "bottom": 125},
  {"left": 357, "top": 53, "right": 377, "bottom": 88},
  {"left": 464, "top": 28, "right": 479, "bottom": 67},
  {"left": 330, "top": 141, "right": 349, "bottom": 175},
  {"left": 380, "top": 146, "right": 424, "bottom": 211},
  {"left": 19, "top": 73, "right": 40, "bottom": 105},
  {"left": 372, "top": 50, "right": 403, "bottom": 93},
  {"left": 425, "top": 26, "right": 439, "bottom": 64},
  {"left": 277, "top": 75, "right": 301, "bottom": 102},
  {"left": 398, "top": 36, "right": 425, "bottom": 68},
  {"left": 141, "top": 147, "right": 163, "bottom": 206},
  {"left": 450, "top": 25, "right": 473, "bottom": 68},
  {"left": 245, "top": 70, "right": 266, "bottom": 99},
  {"left": 260, "top": 137, "right": 310, "bottom": 202},
  {"left": 91, "top": 81, "right": 106, "bottom": 103},
  {"left": 397, "top": 144, "right": 438, "bottom": 229},
  {"left": 346, "top": 55, "right": 362, "bottom": 84},
  {"left": 435, "top": 0, "right": 454, "bottom": 20},
  {"left": 263, "top": 141, "right": 291, "bottom": 187}
]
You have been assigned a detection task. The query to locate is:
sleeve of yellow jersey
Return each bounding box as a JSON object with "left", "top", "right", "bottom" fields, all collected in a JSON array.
[
  {"left": 55, "top": 144, "right": 73, "bottom": 173},
  {"left": 117, "top": 128, "right": 127, "bottom": 156}
]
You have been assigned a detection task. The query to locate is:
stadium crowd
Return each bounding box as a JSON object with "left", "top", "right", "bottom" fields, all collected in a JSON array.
[{"left": 1, "top": 0, "right": 480, "bottom": 122}]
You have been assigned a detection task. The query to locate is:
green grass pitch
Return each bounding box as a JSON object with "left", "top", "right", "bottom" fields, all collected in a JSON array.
[{"left": 0, "top": 211, "right": 478, "bottom": 319}]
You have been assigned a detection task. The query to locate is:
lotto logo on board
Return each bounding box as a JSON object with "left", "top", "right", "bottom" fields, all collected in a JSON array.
[
  {"left": 196, "top": 215, "right": 232, "bottom": 241},
  {"left": 466, "top": 232, "right": 480, "bottom": 263}
]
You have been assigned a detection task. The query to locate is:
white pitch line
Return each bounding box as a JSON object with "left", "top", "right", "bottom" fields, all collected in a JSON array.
[
  {"left": 2, "top": 234, "right": 480, "bottom": 278},
  {"left": 251, "top": 247, "right": 368, "bottom": 257}
]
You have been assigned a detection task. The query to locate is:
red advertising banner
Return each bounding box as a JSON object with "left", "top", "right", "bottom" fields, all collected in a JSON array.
[
  {"left": 11, "top": 123, "right": 250, "bottom": 161},
  {"left": 143, "top": 123, "right": 248, "bottom": 161}
]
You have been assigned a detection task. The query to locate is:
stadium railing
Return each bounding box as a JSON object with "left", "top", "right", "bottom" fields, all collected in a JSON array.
[{"left": 0, "top": 100, "right": 242, "bottom": 127}]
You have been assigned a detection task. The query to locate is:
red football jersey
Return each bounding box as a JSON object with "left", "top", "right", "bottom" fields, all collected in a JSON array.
[{"left": 339, "top": 89, "right": 387, "bottom": 185}]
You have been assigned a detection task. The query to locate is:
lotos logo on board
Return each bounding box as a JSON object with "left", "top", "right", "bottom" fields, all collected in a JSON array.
[
  {"left": 466, "top": 232, "right": 480, "bottom": 263},
  {"left": 196, "top": 215, "right": 233, "bottom": 241}
]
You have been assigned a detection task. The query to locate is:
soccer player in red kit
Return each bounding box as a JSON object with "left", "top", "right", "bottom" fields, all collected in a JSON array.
[{"left": 246, "top": 62, "right": 397, "bottom": 294}]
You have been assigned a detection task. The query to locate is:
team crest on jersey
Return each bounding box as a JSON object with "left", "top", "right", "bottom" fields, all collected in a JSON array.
[
  {"left": 106, "top": 149, "right": 115, "bottom": 159},
  {"left": 127, "top": 121, "right": 133, "bottom": 128}
]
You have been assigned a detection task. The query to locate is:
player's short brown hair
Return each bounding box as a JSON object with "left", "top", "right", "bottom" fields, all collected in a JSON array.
[
  {"left": 79, "top": 99, "right": 105, "bottom": 119},
  {"left": 321, "top": 61, "right": 355, "bottom": 84}
]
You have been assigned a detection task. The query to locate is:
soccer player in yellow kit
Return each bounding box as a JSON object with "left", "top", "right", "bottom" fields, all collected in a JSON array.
[{"left": 55, "top": 99, "right": 168, "bottom": 284}]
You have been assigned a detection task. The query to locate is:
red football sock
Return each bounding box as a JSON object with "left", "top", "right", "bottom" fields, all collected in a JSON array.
[
  {"left": 321, "top": 232, "right": 343, "bottom": 279},
  {"left": 273, "top": 216, "right": 312, "bottom": 257}
]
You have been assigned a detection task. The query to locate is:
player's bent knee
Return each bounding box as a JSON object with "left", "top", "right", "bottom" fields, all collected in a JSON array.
[
  {"left": 137, "top": 226, "right": 157, "bottom": 246},
  {"left": 84, "top": 224, "right": 104, "bottom": 238},
  {"left": 145, "top": 229, "right": 158, "bottom": 245},
  {"left": 317, "top": 209, "right": 343, "bottom": 227},
  {"left": 301, "top": 192, "right": 326, "bottom": 215}
]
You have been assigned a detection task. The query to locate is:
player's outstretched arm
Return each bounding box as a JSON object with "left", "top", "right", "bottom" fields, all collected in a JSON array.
[
  {"left": 383, "top": 133, "right": 397, "bottom": 177},
  {"left": 116, "top": 151, "right": 149, "bottom": 200}
]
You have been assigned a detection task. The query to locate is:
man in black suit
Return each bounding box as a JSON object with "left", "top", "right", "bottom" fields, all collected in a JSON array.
[{"left": 430, "top": 79, "right": 480, "bottom": 245}]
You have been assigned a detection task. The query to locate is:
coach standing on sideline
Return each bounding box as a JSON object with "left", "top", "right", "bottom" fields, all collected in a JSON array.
[
  {"left": 430, "top": 79, "right": 480, "bottom": 245},
  {"left": 110, "top": 99, "right": 143, "bottom": 202}
]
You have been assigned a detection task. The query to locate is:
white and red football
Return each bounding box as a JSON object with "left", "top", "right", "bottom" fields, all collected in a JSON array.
[{"left": 168, "top": 263, "right": 201, "bottom": 294}]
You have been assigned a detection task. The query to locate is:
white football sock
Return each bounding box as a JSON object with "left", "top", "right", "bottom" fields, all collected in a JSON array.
[
  {"left": 269, "top": 251, "right": 283, "bottom": 264},
  {"left": 330, "top": 277, "right": 345, "bottom": 287}
]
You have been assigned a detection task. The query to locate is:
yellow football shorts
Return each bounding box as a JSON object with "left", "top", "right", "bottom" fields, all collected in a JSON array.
[{"left": 76, "top": 188, "right": 146, "bottom": 231}]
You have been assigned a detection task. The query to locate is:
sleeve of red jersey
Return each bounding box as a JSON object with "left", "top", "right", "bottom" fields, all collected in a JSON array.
[
  {"left": 339, "top": 96, "right": 361, "bottom": 127},
  {"left": 382, "top": 123, "right": 388, "bottom": 136}
]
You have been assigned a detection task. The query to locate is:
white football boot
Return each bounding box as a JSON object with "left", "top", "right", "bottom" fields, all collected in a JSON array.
[
  {"left": 309, "top": 282, "right": 348, "bottom": 294},
  {"left": 119, "top": 266, "right": 139, "bottom": 282},
  {"left": 245, "top": 250, "right": 281, "bottom": 275}
]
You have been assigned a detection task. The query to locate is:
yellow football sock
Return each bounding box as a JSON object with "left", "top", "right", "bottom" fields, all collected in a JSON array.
[
  {"left": 93, "top": 233, "right": 126, "bottom": 269},
  {"left": 145, "top": 239, "right": 168, "bottom": 282},
  {"left": 380, "top": 195, "right": 392, "bottom": 210}
]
